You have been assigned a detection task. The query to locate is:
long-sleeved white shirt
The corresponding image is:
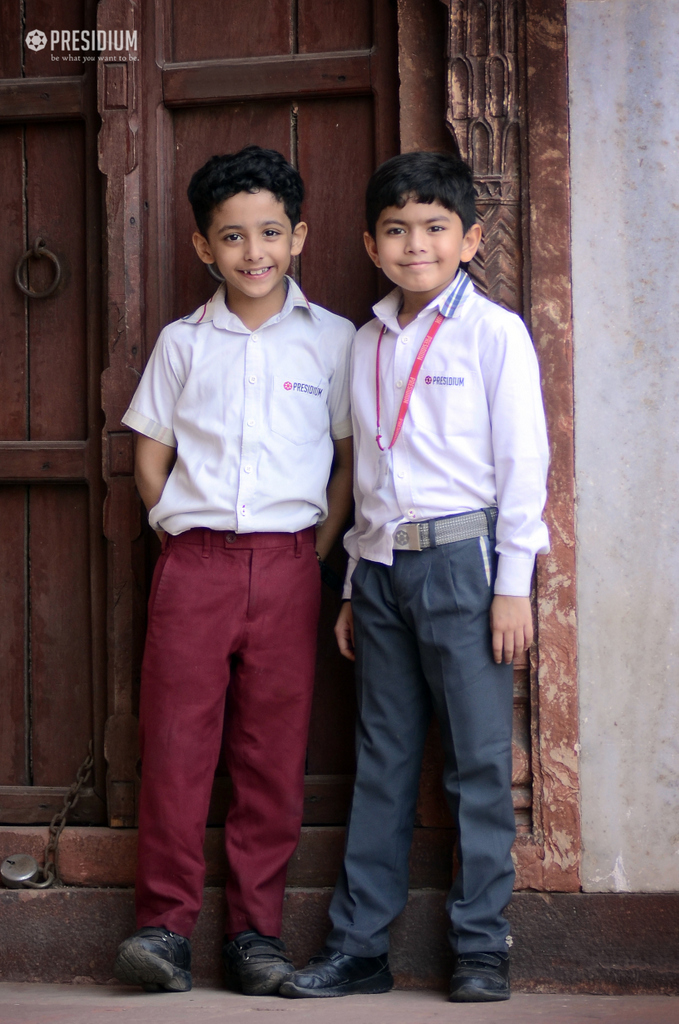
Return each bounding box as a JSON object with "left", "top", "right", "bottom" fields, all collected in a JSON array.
[{"left": 343, "top": 270, "right": 550, "bottom": 598}]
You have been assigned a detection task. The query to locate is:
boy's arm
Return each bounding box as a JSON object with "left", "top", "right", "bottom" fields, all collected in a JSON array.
[
  {"left": 134, "top": 434, "right": 176, "bottom": 531},
  {"left": 314, "top": 436, "right": 353, "bottom": 561}
]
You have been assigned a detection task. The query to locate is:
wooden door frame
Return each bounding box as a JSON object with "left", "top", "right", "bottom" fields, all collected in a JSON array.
[
  {"left": 0, "top": 0, "right": 106, "bottom": 825},
  {"left": 436, "top": 0, "right": 580, "bottom": 889}
]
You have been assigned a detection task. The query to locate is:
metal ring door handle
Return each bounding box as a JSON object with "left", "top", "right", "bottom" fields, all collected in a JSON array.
[{"left": 15, "top": 237, "right": 62, "bottom": 298}]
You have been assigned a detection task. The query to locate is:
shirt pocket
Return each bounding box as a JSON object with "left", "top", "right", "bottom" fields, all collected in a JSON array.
[
  {"left": 412, "top": 367, "right": 482, "bottom": 438},
  {"left": 271, "top": 375, "right": 330, "bottom": 445}
]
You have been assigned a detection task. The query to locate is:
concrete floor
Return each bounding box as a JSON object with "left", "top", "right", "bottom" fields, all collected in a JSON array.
[{"left": 1, "top": 986, "right": 678, "bottom": 1024}]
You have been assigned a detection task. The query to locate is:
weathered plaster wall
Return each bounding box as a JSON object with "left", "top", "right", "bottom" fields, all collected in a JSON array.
[{"left": 569, "top": 0, "right": 679, "bottom": 890}]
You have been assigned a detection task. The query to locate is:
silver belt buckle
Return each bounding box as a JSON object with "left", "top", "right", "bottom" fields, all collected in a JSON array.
[{"left": 393, "top": 522, "right": 422, "bottom": 551}]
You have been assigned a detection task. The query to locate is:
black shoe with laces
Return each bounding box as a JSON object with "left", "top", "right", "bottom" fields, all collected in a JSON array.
[
  {"left": 223, "top": 930, "right": 295, "bottom": 995},
  {"left": 114, "top": 926, "right": 192, "bottom": 992},
  {"left": 278, "top": 948, "right": 393, "bottom": 998},
  {"left": 449, "top": 950, "right": 510, "bottom": 1002}
]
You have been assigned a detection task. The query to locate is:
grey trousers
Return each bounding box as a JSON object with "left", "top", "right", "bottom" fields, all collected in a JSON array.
[{"left": 327, "top": 533, "right": 515, "bottom": 956}]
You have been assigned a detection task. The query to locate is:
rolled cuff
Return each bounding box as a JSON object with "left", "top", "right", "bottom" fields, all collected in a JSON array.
[
  {"left": 342, "top": 555, "right": 358, "bottom": 600},
  {"left": 493, "top": 554, "right": 535, "bottom": 597},
  {"left": 121, "top": 408, "right": 176, "bottom": 448}
]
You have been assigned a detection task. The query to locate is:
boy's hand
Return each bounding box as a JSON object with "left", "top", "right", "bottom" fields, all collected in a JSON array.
[
  {"left": 334, "top": 601, "right": 355, "bottom": 661},
  {"left": 489, "top": 595, "right": 533, "bottom": 664}
]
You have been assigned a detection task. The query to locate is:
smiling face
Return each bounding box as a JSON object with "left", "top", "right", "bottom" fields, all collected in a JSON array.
[
  {"left": 192, "top": 188, "right": 307, "bottom": 317},
  {"left": 365, "top": 198, "right": 481, "bottom": 312}
]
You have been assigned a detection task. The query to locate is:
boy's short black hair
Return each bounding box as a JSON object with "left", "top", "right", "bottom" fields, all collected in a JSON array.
[
  {"left": 187, "top": 145, "right": 304, "bottom": 237},
  {"left": 366, "top": 151, "right": 477, "bottom": 237}
]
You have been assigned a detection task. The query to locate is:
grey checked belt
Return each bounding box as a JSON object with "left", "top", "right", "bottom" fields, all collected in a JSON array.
[{"left": 392, "top": 508, "right": 498, "bottom": 552}]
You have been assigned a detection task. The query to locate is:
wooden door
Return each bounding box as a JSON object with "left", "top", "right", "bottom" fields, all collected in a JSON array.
[
  {"left": 0, "top": 1, "right": 105, "bottom": 825},
  {"left": 99, "top": 0, "right": 399, "bottom": 828}
]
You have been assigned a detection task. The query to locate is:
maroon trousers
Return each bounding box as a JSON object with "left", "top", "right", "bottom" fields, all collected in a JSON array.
[{"left": 135, "top": 527, "right": 321, "bottom": 940}]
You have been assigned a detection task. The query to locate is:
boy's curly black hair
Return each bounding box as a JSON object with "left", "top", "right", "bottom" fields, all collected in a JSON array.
[
  {"left": 187, "top": 145, "right": 304, "bottom": 237},
  {"left": 366, "top": 151, "right": 477, "bottom": 237}
]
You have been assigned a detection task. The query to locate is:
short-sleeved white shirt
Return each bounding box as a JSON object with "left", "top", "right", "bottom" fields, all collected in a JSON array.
[{"left": 122, "top": 277, "right": 354, "bottom": 536}]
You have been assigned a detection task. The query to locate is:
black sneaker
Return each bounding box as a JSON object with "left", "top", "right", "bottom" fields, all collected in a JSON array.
[
  {"left": 223, "top": 930, "right": 295, "bottom": 995},
  {"left": 449, "top": 950, "right": 510, "bottom": 1002},
  {"left": 279, "top": 948, "right": 393, "bottom": 998},
  {"left": 114, "top": 926, "right": 192, "bottom": 992}
]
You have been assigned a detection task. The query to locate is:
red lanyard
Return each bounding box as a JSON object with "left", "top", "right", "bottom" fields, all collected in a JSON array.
[{"left": 375, "top": 311, "right": 445, "bottom": 451}]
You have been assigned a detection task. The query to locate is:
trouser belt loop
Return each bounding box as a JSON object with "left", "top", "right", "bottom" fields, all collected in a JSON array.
[
  {"left": 202, "top": 529, "right": 211, "bottom": 558},
  {"left": 294, "top": 531, "right": 302, "bottom": 558},
  {"left": 428, "top": 519, "right": 437, "bottom": 549},
  {"left": 482, "top": 507, "right": 497, "bottom": 544}
]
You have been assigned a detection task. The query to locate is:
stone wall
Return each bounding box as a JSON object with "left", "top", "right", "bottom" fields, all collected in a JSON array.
[{"left": 569, "top": 0, "right": 679, "bottom": 891}]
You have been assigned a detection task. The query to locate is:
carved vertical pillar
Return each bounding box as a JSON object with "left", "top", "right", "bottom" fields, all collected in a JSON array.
[
  {"left": 447, "top": 0, "right": 523, "bottom": 314},
  {"left": 442, "top": 0, "right": 581, "bottom": 891},
  {"left": 98, "top": 0, "right": 145, "bottom": 826}
]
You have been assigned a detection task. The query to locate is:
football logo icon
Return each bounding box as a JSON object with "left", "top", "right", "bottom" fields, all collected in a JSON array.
[
  {"left": 26, "top": 30, "right": 47, "bottom": 51},
  {"left": 283, "top": 381, "right": 293, "bottom": 391}
]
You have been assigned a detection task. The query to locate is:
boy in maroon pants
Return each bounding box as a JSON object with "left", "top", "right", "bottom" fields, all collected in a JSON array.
[{"left": 113, "top": 146, "right": 354, "bottom": 995}]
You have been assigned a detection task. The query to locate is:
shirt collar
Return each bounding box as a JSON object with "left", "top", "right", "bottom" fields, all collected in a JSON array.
[
  {"left": 372, "top": 268, "right": 474, "bottom": 328},
  {"left": 209, "top": 275, "right": 319, "bottom": 331}
]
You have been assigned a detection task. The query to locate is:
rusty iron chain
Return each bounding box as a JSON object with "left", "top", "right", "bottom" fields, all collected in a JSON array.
[{"left": 21, "top": 742, "right": 94, "bottom": 889}]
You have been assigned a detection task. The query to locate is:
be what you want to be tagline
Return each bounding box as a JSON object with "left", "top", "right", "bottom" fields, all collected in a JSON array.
[{"left": 25, "top": 29, "right": 139, "bottom": 62}]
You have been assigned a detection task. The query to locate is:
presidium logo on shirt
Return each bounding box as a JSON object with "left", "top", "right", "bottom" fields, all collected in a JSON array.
[
  {"left": 424, "top": 375, "right": 465, "bottom": 386},
  {"left": 283, "top": 381, "right": 324, "bottom": 396}
]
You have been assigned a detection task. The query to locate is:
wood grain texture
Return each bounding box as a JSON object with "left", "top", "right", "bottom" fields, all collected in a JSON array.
[
  {"left": 98, "top": 0, "right": 145, "bottom": 826},
  {"left": 0, "top": 1, "right": 22, "bottom": 78},
  {"left": 0, "top": 124, "right": 27, "bottom": 440},
  {"left": 0, "top": 442, "right": 87, "bottom": 481},
  {"left": 441, "top": 0, "right": 579, "bottom": 890},
  {"left": 0, "top": 489, "right": 27, "bottom": 786},
  {"left": 29, "top": 485, "right": 93, "bottom": 786},
  {"left": 397, "top": 0, "right": 459, "bottom": 155},
  {"left": 26, "top": 120, "right": 87, "bottom": 441},
  {"left": 172, "top": 0, "right": 293, "bottom": 62},
  {"left": 298, "top": 0, "right": 372, "bottom": 53},
  {"left": 297, "top": 96, "right": 377, "bottom": 326},
  {"left": 0, "top": 78, "right": 84, "bottom": 121},
  {"left": 163, "top": 53, "right": 372, "bottom": 108},
  {"left": 23, "top": 0, "right": 87, "bottom": 79}
]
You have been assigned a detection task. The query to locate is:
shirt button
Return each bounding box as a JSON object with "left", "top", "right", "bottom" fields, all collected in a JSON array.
[
  {"left": 244, "top": 465, "right": 252, "bottom": 474},
  {"left": 396, "top": 379, "right": 404, "bottom": 389},
  {"left": 398, "top": 471, "right": 405, "bottom": 479},
  {"left": 251, "top": 333, "right": 259, "bottom": 342},
  {"left": 247, "top": 419, "right": 255, "bottom": 427},
  {"left": 407, "top": 508, "right": 416, "bottom": 518},
  {"left": 248, "top": 375, "right": 257, "bottom": 384},
  {"left": 401, "top": 336, "right": 410, "bottom": 344}
]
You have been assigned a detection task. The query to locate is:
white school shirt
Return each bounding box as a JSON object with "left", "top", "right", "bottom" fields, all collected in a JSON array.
[
  {"left": 343, "top": 270, "right": 550, "bottom": 598},
  {"left": 122, "top": 277, "right": 354, "bottom": 535}
]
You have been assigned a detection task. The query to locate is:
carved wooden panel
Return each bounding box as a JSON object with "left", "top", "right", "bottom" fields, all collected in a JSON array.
[
  {"left": 443, "top": 0, "right": 580, "bottom": 892},
  {"left": 447, "top": 0, "right": 524, "bottom": 314}
]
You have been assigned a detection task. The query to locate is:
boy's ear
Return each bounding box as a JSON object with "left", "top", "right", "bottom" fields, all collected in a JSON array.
[
  {"left": 363, "top": 231, "right": 381, "bottom": 269},
  {"left": 193, "top": 231, "right": 216, "bottom": 266},
  {"left": 290, "top": 221, "right": 308, "bottom": 257},
  {"left": 460, "top": 223, "right": 482, "bottom": 264}
]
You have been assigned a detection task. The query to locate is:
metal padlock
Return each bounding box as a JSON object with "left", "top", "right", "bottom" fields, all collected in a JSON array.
[{"left": 1, "top": 853, "right": 41, "bottom": 889}]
